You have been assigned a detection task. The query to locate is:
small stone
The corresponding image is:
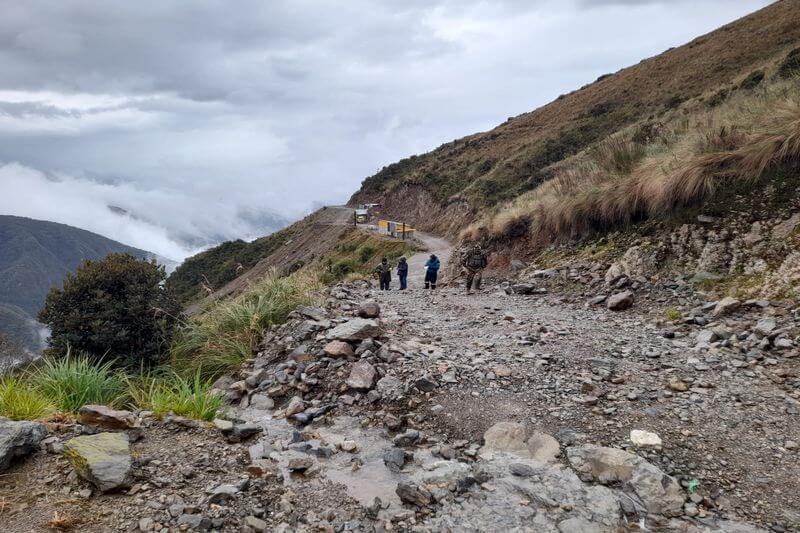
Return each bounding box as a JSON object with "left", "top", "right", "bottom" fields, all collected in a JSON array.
[
  {"left": 346, "top": 361, "right": 377, "bottom": 390},
  {"left": 323, "top": 340, "right": 355, "bottom": 358},
  {"left": 288, "top": 457, "right": 314, "bottom": 472},
  {"left": 77, "top": 405, "right": 137, "bottom": 430},
  {"left": 396, "top": 482, "right": 432, "bottom": 507},
  {"left": 340, "top": 440, "right": 358, "bottom": 452},
  {"left": 244, "top": 515, "right": 268, "bottom": 532},
  {"left": 207, "top": 484, "right": 239, "bottom": 504},
  {"left": 630, "top": 429, "right": 662, "bottom": 447},
  {"left": 712, "top": 297, "right": 740, "bottom": 317},
  {"left": 669, "top": 380, "right": 688, "bottom": 392}
]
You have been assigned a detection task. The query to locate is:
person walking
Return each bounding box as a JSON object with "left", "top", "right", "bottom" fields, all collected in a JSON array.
[
  {"left": 424, "top": 254, "right": 440, "bottom": 289},
  {"left": 397, "top": 256, "right": 408, "bottom": 290},
  {"left": 374, "top": 257, "right": 392, "bottom": 290},
  {"left": 462, "top": 244, "right": 488, "bottom": 294}
]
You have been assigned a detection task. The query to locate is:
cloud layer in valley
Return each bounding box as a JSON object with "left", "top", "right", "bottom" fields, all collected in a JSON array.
[{"left": 0, "top": 0, "right": 772, "bottom": 259}]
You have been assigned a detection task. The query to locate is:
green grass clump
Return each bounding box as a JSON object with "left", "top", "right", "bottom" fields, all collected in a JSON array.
[
  {"left": 126, "top": 371, "right": 222, "bottom": 421},
  {"left": 170, "top": 270, "right": 320, "bottom": 380},
  {"left": 31, "top": 352, "right": 127, "bottom": 412},
  {"left": 0, "top": 376, "right": 54, "bottom": 420},
  {"left": 663, "top": 308, "right": 683, "bottom": 321}
]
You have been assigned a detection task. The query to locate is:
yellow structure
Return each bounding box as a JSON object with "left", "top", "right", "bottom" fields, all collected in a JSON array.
[{"left": 378, "top": 219, "right": 416, "bottom": 239}]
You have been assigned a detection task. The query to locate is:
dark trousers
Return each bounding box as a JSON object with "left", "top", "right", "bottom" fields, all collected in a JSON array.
[
  {"left": 379, "top": 273, "right": 391, "bottom": 290},
  {"left": 399, "top": 273, "right": 407, "bottom": 290},
  {"left": 424, "top": 270, "right": 438, "bottom": 289},
  {"left": 466, "top": 269, "right": 483, "bottom": 291}
]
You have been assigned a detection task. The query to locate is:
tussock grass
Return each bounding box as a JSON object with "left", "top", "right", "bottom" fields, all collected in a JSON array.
[
  {"left": 126, "top": 371, "right": 222, "bottom": 421},
  {"left": 30, "top": 351, "right": 127, "bottom": 412},
  {"left": 0, "top": 376, "right": 54, "bottom": 421},
  {"left": 469, "top": 79, "right": 800, "bottom": 244},
  {"left": 170, "top": 270, "right": 321, "bottom": 380}
]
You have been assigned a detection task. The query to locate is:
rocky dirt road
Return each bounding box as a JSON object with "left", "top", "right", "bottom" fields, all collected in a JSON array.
[{"left": 369, "top": 238, "right": 799, "bottom": 530}]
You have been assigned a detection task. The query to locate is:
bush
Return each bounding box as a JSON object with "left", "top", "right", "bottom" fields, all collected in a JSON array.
[
  {"left": 126, "top": 371, "right": 222, "bottom": 421},
  {"left": 0, "top": 376, "right": 54, "bottom": 420},
  {"left": 38, "top": 253, "right": 180, "bottom": 368},
  {"left": 740, "top": 70, "right": 765, "bottom": 90},
  {"left": 31, "top": 352, "right": 127, "bottom": 412},
  {"left": 777, "top": 48, "right": 800, "bottom": 80},
  {"left": 664, "top": 308, "right": 682, "bottom": 321},
  {"left": 170, "top": 271, "right": 320, "bottom": 380}
]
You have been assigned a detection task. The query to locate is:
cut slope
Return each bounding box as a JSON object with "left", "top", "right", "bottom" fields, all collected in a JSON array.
[{"left": 349, "top": 1, "right": 800, "bottom": 237}]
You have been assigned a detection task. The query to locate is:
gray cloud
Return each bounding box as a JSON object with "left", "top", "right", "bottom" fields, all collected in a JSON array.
[{"left": 0, "top": 0, "right": 773, "bottom": 259}]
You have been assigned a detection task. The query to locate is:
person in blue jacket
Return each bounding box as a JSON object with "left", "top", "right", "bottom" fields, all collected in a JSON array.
[
  {"left": 424, "top": 254, "right": 440, "bottom": 289},
  {"left": 397, "top": 257, "right": 409, "bottom": 290}
]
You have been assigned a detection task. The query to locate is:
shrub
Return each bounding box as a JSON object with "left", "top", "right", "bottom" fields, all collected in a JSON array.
[
  {"left": 170, "top": 271, "right": 320, "bottom": 380},
  {"left": 740, "top": 70, "right": 765, "bottom": 90},
  {"left": 777, "top": 48, "right": 800, "bottom": 80},
  {"left": 38, "top": 253, "right": 180, "bottom": 368},
  {"left": 126, "top": 371, "right": 222, "bottom": 421},
  {"left": 31, "top": 352, "right": 127, "bottom": 412},
  {"left": 664, "top": 308, "right": 682, "bottom": 321},
  {"left": 0, "top": 376, "right": 54, "bottom": 420}
]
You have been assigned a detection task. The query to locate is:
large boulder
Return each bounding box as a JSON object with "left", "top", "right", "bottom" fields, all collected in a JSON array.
[
  {"left": 64, "top": 432, "right": 132, "bottom": 492},
  {"left": 566, "top": 444, "right": 683, "bottom": 516},
  {"left": 326, "top": 318, "right": 381, "bottom": 342},
  {"left": 480, "top": 421, "right": 559, "bottom": 463},
  {"left": 712, "top": 297, "right": 741, "bottom": 317},
  {"left": 606, "top": 291, "right": 634, "bottom": 311},
  {"left": 78, "top": 405, "right": 137, "bottom": 430},
  {"left": 346, "top": 361, "right": 377, "bottom": 391},
  {"left": 0, "top": 418, "right": 48, "bottom": 472},
  {"left": 357, "top": 302, "right": 381, "bottom": 318}
]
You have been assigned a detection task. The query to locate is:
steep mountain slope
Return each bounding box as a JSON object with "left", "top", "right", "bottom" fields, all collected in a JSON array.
[
  {"left": 0, "top": 215, "right": 150, "bottom": 350},
  {"left": 349, "top": 0, "right": 800, "bottom": 238},
  {"left": 168, "top": 207, "right": 355, "bottom": 307}
]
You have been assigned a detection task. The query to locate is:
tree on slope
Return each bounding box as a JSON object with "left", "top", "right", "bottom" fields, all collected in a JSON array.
[{"left": 39, "top": 253, "right": 180, "bottom": 368}]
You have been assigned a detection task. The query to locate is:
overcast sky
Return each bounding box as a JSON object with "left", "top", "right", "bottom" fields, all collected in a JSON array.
[{"left": 0, "top": 0, "right": 772, "bottom": 260}]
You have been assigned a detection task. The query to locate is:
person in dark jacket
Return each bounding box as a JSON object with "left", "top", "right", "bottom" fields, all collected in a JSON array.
[
  {"left": 462, "top": 244, "right": 488, "bottom": 294},
  {"left": 424, "top": 254, "right": 440, "bottom": 289},
  {"left": 374, "top": 257, "right": 392, "bottom": 290},
  {"left": 397, "top": 257, "right": 409, "bottom": 290}
]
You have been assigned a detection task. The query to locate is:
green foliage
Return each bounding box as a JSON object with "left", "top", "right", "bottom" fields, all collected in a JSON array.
[
  {"left": 777, "top": 48, "right": 800, "bottom": 79},
  {"left": 31, "top": 352, "right": 127, "bottom": 412},
  {"left": 126, "top": 371, "right": 223, "bottom": 421},
  {"left": 663, "top": 308, "right": 682, "bottom": 321},
  {"left": 0, "top": 376, "right": 54, "bottom": 420},
  {"left": 170, "top": 271, "right": 320, "bottom": 380},
  {"left": 38, "top": 253, "right": 180, "bottom": 368}
]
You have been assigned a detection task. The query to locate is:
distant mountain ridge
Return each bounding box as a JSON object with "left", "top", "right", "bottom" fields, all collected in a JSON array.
[{"left": 0, "top": 215, "right": 152, "bottom": 352}]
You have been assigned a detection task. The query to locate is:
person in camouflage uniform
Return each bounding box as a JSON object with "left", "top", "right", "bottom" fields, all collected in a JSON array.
[
  {"left": 374, "top": 257, "right": 392, "bottom": 290},
  {"left": 462, "top": 244, "right": 488, "bottom": 294}
]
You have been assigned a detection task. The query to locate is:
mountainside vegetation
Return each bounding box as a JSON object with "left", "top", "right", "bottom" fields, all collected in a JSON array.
[
  {"left": 38, "top": 253, "right": 180, "bottom": 368},
  {"left": 0, "top": 216, "right": 151, "bottom": 352},
  {"left": 349, "top": 1, "right": 800, "bottom": 241}
]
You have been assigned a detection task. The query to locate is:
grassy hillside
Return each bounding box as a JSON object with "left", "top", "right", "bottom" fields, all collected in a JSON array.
[
  {"left": 349, "top": 1, "right": 800, "bottom": 237},
  {"left": 169, "top": 207, "right": 354, "bottom": 308}
]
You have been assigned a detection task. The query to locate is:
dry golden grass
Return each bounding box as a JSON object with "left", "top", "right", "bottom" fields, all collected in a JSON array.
[
  {"left": 47, "top": 511, "right": 81, "bottom": 530},
  {"left": 473, "top": 79, "right": 800, "bottom": 244}
]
